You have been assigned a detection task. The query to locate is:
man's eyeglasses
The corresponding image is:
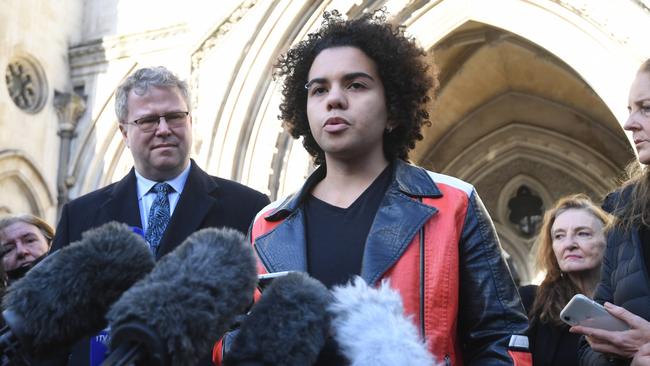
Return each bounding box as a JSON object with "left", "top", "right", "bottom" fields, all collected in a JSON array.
[{"left": 124, "top": 111, "right": 189, "bottom": 132}]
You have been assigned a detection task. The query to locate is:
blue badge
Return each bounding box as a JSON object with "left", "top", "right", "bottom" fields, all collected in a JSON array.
[
  {"left": 89, "top": 327, "right": 110, "bottom": 366},
  {"left": 130, "top": 226, "right": 145, "bottom": 239}
]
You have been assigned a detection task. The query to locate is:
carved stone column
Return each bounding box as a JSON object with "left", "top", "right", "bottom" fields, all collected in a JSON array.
[{"left": 53, "top": 90, "right": 86, "bottom": 217}]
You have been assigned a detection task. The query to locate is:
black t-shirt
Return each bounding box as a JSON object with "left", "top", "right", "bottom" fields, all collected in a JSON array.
[
  {"left": 305, "top": 164, "right": 392, "bottom": 365},
  {"left": 304, "top": 163, "right": 393, "bottom": 288}
]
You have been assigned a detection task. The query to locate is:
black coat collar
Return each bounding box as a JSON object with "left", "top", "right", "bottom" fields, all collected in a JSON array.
[{"left": 98, "top": 160, "right": 218, "bottom": 258}]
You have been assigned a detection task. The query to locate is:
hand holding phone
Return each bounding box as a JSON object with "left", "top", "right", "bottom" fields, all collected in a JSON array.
[{"left": 560, "top": 294, "right": 630, "bottom": 331}]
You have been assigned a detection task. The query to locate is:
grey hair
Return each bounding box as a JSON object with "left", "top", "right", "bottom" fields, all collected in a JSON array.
[
  {"left": 0, "top": 213, "right": 55, "bottom": 244},
  {"left": 114, "top": 66, "right": 191, "bottom": 123}
]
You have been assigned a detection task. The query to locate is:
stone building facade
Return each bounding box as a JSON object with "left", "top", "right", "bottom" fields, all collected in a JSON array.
[{"left": 2, "top": 0, "right": 649, "bottom": 283}]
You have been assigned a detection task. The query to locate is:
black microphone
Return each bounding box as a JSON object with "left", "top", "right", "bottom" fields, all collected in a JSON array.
[
  {"left": 223, "top": 272, "right": 332, "bottom": 366},
  {"left": 0, "top": 221, "right": 155, "bottom": 364},
  {"left": 102, "top": 227, "right": 258, "bottom": 366},
  {"left": 328, "top": 277, "right": 435, "bottom": 366}
]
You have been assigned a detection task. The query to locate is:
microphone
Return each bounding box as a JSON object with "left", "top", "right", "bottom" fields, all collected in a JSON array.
[
  {"left": 103, "top": 227, "right": 258, "bottom": 366},
  {"left": 223, "top": 272, "right": 332, "bottom": 366},
  {"left": 329, "top": 277, "right": 436, "bottom": 366},
  {"left": 0, "top": 221, "right": 155, "bottom": 364}
]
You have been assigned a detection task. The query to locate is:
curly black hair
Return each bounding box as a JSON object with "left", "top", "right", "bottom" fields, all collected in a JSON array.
[{"left": 274, "top": 9, "right": 437, "bottom": 165}]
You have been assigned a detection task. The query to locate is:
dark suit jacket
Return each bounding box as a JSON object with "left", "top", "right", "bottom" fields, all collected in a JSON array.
[
  {"left": 51, "top": 160, "right": 270, "bottom": 366},
  {"left": 53, "top": 160, "right": 270, "bottom": 257}
]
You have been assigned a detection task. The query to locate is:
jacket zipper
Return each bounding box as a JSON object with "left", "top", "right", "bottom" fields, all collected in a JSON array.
[{"left": 419, "top": 225, "right": 425, "bottom": 338}]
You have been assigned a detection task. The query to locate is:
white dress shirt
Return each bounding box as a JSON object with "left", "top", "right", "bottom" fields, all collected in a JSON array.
[{"left": 134, "top": 164, "right": 191, "bottom": 232}]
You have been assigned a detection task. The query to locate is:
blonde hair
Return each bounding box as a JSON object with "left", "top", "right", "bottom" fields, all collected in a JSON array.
[
  {"left": 610, "top": 59, "right": 650, "bottom": 232},
  {"left": 530, "top": 194, "right": 611, "bottom": 325}
]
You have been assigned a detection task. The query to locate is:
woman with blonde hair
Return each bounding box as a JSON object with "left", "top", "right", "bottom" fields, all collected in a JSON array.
[
  {"left": 520, "top": 193, "right": 611, "bottom": 366},
  {"left": 576, "top": 58, "right": 650, "bottom": 364}
]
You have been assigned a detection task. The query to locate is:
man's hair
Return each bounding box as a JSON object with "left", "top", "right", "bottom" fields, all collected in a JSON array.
[
  {"left": 0, "top": 213, "right": 55, "bottom": 245},
  {"left": 114, "top": 66, "right": 191, "bottom": 123},
  {"left": 274, "top": 9, "right": 437, "bottom": 165}
]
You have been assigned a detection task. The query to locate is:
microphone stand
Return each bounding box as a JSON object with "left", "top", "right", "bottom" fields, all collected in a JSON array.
[{"left": 100, "top": 323, "right": 168, "bottom": 366}]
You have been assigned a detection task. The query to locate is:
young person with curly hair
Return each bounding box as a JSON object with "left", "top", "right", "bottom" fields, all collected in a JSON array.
[{"left": 217, "top": 10, "right": 532, "bottom": 365}]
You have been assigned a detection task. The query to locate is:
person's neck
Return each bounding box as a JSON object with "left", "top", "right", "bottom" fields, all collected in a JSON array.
[
  {"left": 311, "top": 153, "right": 390, "bottom": 209},
  {"left": 136, "top": 160, "right": 190, "bottom": 182},
  {"left": 567, "top": 267, "right": 601, "bottom": 297}
]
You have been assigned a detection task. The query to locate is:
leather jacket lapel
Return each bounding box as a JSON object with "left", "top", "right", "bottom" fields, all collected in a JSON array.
[
  {"left": 361, "top": 189, "right": 437, "bottom": 285},
  {"left": 255, "top": 210, "right": 308, "bottom": 273},
  {"left": 254, "top": 167, "right": 326, "bottom": 272},
  {"left": 361, "top": 161, "right": 441, "bottom": 285}
]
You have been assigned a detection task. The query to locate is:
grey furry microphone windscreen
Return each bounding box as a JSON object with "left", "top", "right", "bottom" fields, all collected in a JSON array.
[
  {"left": 104, "top": 227, "right": 258, "bottom": 366},
  {"left": 224, "top": 272, "right": 332, "bottom": 366},
  {"left": 0, "top": 222, "right": 155, "bottom": 361},
  {"left": 329, "top": 277, "right": 436, "bottom": 366}
]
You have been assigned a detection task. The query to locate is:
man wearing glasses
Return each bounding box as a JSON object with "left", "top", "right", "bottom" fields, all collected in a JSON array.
[{"left": 51, "top": 66, "right": 269, "bottom": 365}]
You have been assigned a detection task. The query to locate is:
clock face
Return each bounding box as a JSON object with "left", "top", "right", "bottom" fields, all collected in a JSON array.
[{"left": 5, "top": 57, "right": 47, "bottom": 113}]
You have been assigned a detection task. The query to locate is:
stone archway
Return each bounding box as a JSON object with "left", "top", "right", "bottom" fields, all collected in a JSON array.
[
  {"left": 185, "top": 3, "right": 642, "bottom": 283},
  {"left": 0, "top": 150, "right": 54, "bottom": 221},
  {"left": 191, "top": 0, "right": 644, "bottom": 203},
  {"left": 71, "top": 1, "right": 647, "bottom": 203}
]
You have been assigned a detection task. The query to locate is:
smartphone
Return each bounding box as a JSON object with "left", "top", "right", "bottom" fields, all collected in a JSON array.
[
  {"left": 560, "top": 294, "right": 630, "bottom": 331},
  {"left": 257, "top": 271, "right": 295, "bottom": 291}
]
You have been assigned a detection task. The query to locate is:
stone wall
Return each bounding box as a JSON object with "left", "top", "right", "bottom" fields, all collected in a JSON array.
[{"left": 0, "top": 0, "right": 82, "bottom": 224}]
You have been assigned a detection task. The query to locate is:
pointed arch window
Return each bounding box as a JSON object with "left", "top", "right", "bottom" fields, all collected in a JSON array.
[{"left": 507, "top": 185, "right": 544, "bottom": 238}]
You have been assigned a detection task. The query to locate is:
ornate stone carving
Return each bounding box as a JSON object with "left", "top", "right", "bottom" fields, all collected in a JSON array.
[
  {"left": 68, "top": 24, "right": 189, "bottom": 76},
  {"left": 550, "top": 0, "right": 642, "bottom": 45},
  {"left": 54, "top": 90, "right": 87, "bottom": 137},
  {"left": 5, "top": 56, "right": 47, "bottom": 113},
  {"left": 190, "top": 0, "right": 258, "bottom": 143},
  {"left": 191, "top": 0, "right": 257, "bottom": 72},
  {"left": 635, "top": 0, "right": 650, "bottom": 11},
  {"left": 53, "top": 90, "right": 87, "bottom": 215}
]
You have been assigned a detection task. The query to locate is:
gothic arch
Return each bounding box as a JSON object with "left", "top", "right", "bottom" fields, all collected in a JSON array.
[
  {"left": 495, "top": 221, "right": 534, "bottom": 285},
  {"left": 406, "top": 0, "right": 647, "bottom": 130},
  {"left": 436, "top": 121, "right": 621, "bottom": 197},
  {"left": 497, "top": 175, "right": 553, "bottom": 230},
  {"left": 66, "top": 0, "right": 649, "bottom": 205},
  {"left": 189, "top": 1, "right": 327, "bottom": 196},
  {"left": 66, "top": 63, "right": 138, "bottom": 197},
  {"left": 201, "top": 0, "right": 646, "bottom": 200},
  {"left": 0, "top": 150, "right": 54, "bottom": 219}
]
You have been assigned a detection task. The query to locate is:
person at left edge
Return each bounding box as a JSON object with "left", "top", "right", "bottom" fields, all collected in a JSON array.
[
  {"left": 51, "top": 66, "right": 270, "bottom": 366},
  {"left": 0, "top": 213, "right": 54, "bottom": 286}
]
